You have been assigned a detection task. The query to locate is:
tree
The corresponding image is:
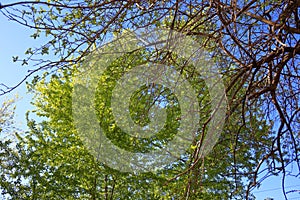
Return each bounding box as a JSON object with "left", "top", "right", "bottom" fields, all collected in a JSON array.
[
  {"left": 0, "top": 97, "right": 25, "bottom": 199},
  {"left": 0, "top": 98, "right": 17, "bottom": 134},
  {"left": 0, "top": 47, "right": 271, "bottom": 199},
  {"left": 0, "top": 0, "right": 299, "bottom": 199}
]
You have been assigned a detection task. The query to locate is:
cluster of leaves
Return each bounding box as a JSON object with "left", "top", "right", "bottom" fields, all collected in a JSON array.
[{"left": 0, "top": 48, "right": 273, "bottom": 199}]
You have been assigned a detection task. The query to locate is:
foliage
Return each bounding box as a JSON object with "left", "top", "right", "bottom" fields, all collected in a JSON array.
[
  {"left": 0, "top": 0, "right": 299, "bottom": 199},
  {"left": 0, "top": 50, "right": 273, "bottom": 199}
]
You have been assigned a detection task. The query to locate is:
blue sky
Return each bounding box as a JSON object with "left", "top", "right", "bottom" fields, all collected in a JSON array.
[
  {"left": 0, "top": 11, "right": 36, "bottom": 130},
  {"left": 0, "top": 6, "right": 299, "bottom": 200}
]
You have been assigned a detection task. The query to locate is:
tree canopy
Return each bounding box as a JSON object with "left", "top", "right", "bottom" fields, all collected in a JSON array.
[{"left": 0, "top": 0, "right": 299, "bottom": 199}]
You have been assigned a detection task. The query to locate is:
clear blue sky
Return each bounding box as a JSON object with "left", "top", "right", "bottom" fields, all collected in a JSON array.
[
  {"left": 0, "top": 6, "right": 299, "bottom": 200},
  {"left": 0, "top": 11, "right": 36, "bottom": 130}
]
